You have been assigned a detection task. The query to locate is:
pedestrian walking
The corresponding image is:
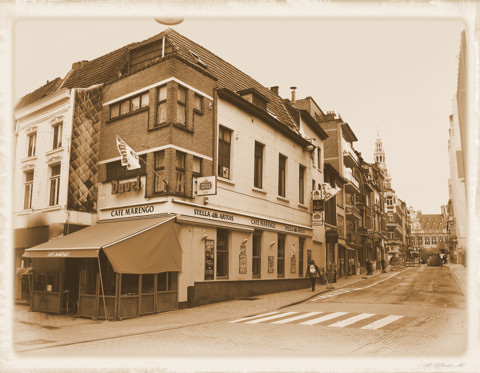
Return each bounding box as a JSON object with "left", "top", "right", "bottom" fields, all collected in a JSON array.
[
  {"left": 305, "top": 259, "right": 321, "bottom": 291},
  {"left": 366, "top": 259, "right": 373, "bottom": 275},
  {"left": 381, "top": 258, "right": 386, "bottom": 273}
]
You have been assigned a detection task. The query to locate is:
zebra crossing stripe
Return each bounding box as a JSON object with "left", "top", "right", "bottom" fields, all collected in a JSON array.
[
  {"left": 299, "top": 312, "right": 348, "bottom": 325},
  {"left": 360, "top": 315, "right": 403, "bottom": 330},
  {"left": 245, "top": 311, "right": 298, "bottom": 324},
  {"left": 329, "top": 313, "right": 375, "bottom": 327},
  {"left": 272, "top": 312, "right": 323, "bottom": 324},
  {"left": 229, "top": 311, "right": 279, "bottom": 323}
]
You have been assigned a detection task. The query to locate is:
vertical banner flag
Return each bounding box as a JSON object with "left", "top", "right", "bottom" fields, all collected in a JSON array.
[
  {"left": 321, "top": 183, "right": 341, "bottom": 201},
  {"left": 116, "top": 135, "right": 141, "bottom": 170}
]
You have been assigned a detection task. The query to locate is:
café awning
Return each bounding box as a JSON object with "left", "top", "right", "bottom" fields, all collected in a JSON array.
[{"left": 23, "top": 216, "right": 182, "bottom": 274}]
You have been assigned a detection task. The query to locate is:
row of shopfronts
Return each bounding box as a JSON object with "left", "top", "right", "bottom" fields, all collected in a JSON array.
[{"left": 21, "top": 198, "right": 323, "bottom": 320}]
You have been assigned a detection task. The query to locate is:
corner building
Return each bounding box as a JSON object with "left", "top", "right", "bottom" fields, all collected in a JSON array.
[{"left": 25, "top": 29, "right": 326, "bottom": 319}]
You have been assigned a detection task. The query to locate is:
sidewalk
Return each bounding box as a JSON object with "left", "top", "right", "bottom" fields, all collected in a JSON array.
[
  {"left": 448, "top": 263, "right": 467, "bottom": 295},
  {"left": 11, "top": 270, "right": 386, "bottom": 353}
]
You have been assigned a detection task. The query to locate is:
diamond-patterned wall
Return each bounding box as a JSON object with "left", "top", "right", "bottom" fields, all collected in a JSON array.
[{"left": 68, "top": 86, "right": 102, "bottom": 212}]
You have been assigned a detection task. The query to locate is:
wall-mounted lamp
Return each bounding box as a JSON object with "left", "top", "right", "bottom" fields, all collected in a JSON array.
[
  {"left": 203, "top": 196, "right": 209, "bottom": 205},
  {"left": 201, "top": 235, "right": 208, "bottom": 241},
  {"left": 242, "top": 238, "right": 248, "bottom": 245},
  {"left": 270, "top": 241, "right": 276, "bottom": 247}
]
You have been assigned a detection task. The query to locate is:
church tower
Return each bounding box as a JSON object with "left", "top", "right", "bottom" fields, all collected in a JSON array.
[{"left": 374, "top": 128, "right": 392, "bottom": 190}]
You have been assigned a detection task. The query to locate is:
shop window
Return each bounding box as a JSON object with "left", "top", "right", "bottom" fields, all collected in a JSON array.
[
  {"left": 34, "top": 273, "right": 46, "bottom": 291},
  {"left": 154, "top": 151, "right": 166, "bottom": 193},
  {"left": 298, "top": 238, "right": 304, "bottom": 277},
  {"left": 218, "top": 126, "right": 232, "bottom": 179},
  {"left": 157, "top": 272, "right": 167, "bottom": 291},
  {"left": 278, "top": 154, "right": 286, "bottom": 197},
  {"left": 46, "top": 273, "right": 59, "bottom": 292},
  {"left": 81, "top": 259, "right": 98, "bottom": 295},
  {"left": 252, "top": 232, "right": 262, "bottom": 278},
  {"left": 52, "top": 122, "right": 63, "bottom": 149},
  {"left": 142, "top": 274, "right": 155, "bottom": 293},
  {"left": 438, "top": 235, "right": 443, "bottom": 243},
  {"left": 49, "top": 164, "right": 61, "bottom": 206},
  {"left": 175, "top": 151, "right": 185, "bottom": 194},
  {"left": 121, "top": 274, "right": 139, "bottom": 295},
  {"left": 216, "top": 229, "right": 229, "bottom": 278},
  {"left": 156, "top": 85, "right": 167, "bottom": 126},
  {"left": 277, "top": 235, "right": 285, "bottom": 278},
  {"left": 432, "top": 236, "right": 437, "bottom": 245},
  {"left": 106, "top": 154, "right": 147, "bottom": 181},
  {"left": 425, "top": 236, "right": 430, "bottom": 245},
  {"left": 177, "top": 85, "right": 187, "bottom": 125},
  {"left": 99, "top": 252, "right": 116, "bottom": 295},
  {"left": 27, "top": 132, "right": 36, "bottom": 157},
  {"left": 299, "top": 165, "right": 305, "bottom": 205},
  {"left": 24, "top": 170, "right": 34, "bottom": 210},
  {"left": 168, "top": 272, "right": 177, "bottom": 291},
  {"left": 193, "top": 157, "right": 202, "bottom": 177},
  {"left": 254, "top": 141, "right": 264, "bottom": 189}
]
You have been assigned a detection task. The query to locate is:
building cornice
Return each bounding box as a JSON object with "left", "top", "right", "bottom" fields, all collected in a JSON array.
[{"left": 14, "top": 88, "right": 71, "bottom": 120}]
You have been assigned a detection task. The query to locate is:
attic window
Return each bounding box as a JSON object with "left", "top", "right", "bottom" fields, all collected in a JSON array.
[
  {"left": 189, "top": 50, "right": 207, "bottom": 69},
  {"left": 237, "top": 88, "right": 269, "bottom": 111}
]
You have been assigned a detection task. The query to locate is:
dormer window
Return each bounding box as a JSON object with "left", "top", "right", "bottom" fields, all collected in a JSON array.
[
  {"left": 237, "top": 88, "right": 269, "bottom": 111},
  {"left": 189, "top": 50, "right": 207, "bottom": 69}
]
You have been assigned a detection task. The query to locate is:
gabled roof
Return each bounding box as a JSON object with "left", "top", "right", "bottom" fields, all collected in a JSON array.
[
  {"left": 15, "top": 28, "right": 297, "bottom": 131},
  {"left": 419, "top": 214, "right": 447, "bottom": 232},
  {"left": 15, "top": 78, "right": 63, "bottom": 110}
]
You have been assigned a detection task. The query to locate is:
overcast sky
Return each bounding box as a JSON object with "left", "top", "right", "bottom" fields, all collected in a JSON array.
[{"left": 13, "top": 16, "right": 464, "bottom": 214}]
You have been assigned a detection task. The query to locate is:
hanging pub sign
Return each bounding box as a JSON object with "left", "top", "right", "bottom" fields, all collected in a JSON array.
[{"left": 195, "top": 176, "right": 217, "bottom": 196}]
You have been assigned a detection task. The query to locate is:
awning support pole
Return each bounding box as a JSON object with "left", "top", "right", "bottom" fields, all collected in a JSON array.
[{"left": 97, "top": 256, "right": 108, "bottom": 321}]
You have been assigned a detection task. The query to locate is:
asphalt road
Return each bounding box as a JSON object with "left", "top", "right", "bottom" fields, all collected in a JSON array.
[{"left": 20, "top": 266, "right": 466, "bottom": 358}]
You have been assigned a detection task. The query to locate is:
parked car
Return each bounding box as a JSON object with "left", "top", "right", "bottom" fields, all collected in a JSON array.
[{"left": 428, "top": 254, "right": 443, "bottom": 267}]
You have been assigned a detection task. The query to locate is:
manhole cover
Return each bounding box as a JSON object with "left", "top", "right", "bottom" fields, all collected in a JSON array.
[{"left": 17, "top": 339, "right": 56, "bottom": 346}]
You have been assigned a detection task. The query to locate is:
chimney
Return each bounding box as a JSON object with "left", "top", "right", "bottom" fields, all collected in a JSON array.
[
  {"left": 290, "top": 86, "right": 297, "bottom": 104},
  {"left": 72, "top": 60, "right": 88, "bottom": 71},
  {"left": 270, "top": 86, "right": 279, "bottom": 95}
]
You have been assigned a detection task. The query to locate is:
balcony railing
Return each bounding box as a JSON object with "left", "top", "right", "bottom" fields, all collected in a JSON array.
[
  {"left": 343, "top": 167, "right": 360, "bottom": 190},
  {"left": 346, "top": 233, "right": 361, "bottom": 246},
  {"left": 345, "top": 204, "right": 361, "bottom": 219},
  {"left": 342, "top": 139, "right": 359, "bottom": 167}
]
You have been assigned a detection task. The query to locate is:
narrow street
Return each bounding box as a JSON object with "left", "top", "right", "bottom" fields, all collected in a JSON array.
[{"left": 14, "top": 265, "right": 466, "bottom": 357}]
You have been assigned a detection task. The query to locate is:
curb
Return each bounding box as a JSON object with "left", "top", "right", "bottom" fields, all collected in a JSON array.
[{"left": 448, "top": 265, "right": 466, "bottom": 295}]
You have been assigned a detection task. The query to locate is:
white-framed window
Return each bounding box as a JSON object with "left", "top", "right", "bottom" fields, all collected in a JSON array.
[
  {"left": 27, "top": 132, "right": 36, "bottom": 157},
  {"left": 49, "top": 164, "right": 61, "bottom": 206},
  {"left": 254, "top": 141, "right": 264, "bottom": 189},
  {"left": 218, "top": 126, "right": 232, "bottom": 179},
  {"left": 24, "top": 170, "right": 34, "bottom": 210},
  {"left": 299, "top": 164, "right": 306, "bottom": 204},
  {"left": 278, "top": 154, "right": 287, "bottom": 197},
  {"left": 52, "top": 122, "right": 63, "bottom": 149}
]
